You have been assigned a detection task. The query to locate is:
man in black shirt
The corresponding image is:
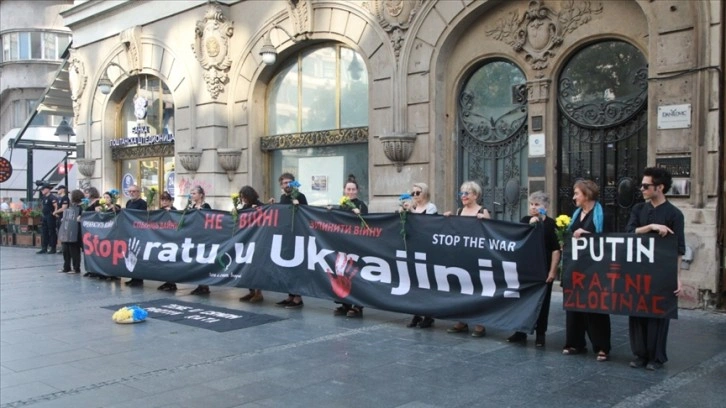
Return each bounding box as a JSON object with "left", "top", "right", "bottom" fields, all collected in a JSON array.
[
  {"left": 37, "top": 184, "right": 58, "bottom": 254},
  {"left": 625, "top": 167, "right": 685, "bottom": 371},
  {"left": 124, "top": 185, "right": 147, "bottom": 286},
  {"left": 275, "top": 173, "right": 307, "bottom": 308}
]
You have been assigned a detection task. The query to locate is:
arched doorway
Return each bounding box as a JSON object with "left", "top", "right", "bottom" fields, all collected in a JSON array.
[
  {"left": 458, "top": 60, "right": 528, "bottom": 221},
  {"left": 557, "top": 40, "right": 648, "bottom": 232}
]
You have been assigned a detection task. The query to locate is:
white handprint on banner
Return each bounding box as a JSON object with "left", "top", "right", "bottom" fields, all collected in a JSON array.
[{"left": 124, "top": 237, "right": 142, "bottom": 272}]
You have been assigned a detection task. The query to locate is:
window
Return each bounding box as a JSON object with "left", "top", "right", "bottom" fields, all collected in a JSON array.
[
  {"left": 0, "top": 31, "right": 71, "bottom": 63},
  {"left": 117, "top": 75, "right": 174, "bottom": 139}
]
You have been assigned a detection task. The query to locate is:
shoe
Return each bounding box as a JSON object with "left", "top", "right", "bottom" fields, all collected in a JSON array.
[
  {"left": 334, "top": 306, "right": 349, "bottom": 316},
  {"left": 240, "top": 292, "right": 255, "bottom": 302},
  {"left": 645, "top": 362, "right": 663, "bottom": 371},
  {"left": 157, "top": 282, "right": 177, "bottom": 291},
  {"left": 190, "top": 285, "right": 210, "bottom": 295},
  {"left": 276, "top": 298, "right": 293, "bottom": 306},
  {"left": 535, "top": 333, "right": 545, "bottom": 347},
  {"left": 407, "top": 315, "right": 422, "bottom": 328},
  {"left": 562, "top": 347, "right": 587, "bottom": 355},
  {"left": 471, "top": 326, "right": 486, "bottom": 337},
  {"left": 596, "top": 351, "right": 609, "bottom": 362},
  {"left": 47, "top": 250, "right": 56, "bottom": 254},
  {"left": 507, "top": 332, "right": 527, "bottom": 343},
  {"left": 447, "top": 324, "right": 469, "bottom": 334},
  {"left": 83, "top": 272, "right": 92, "bottom": 277},
  {"left": 419, "top": 317, "right": 434, "bottom": 329},
  {"left": 249, "top": 293, "right": 264, "bottom": 303},
  {"left": 36, "top": 249, "right": 47, "bottom": 254},
  {"left": 71, "top": 270, "right": 81, "bottom": 274},
  {"left": 346, "top": 307, "right": 363, "bottom": 318},
  {"left": 125, "top": 278, "right": 143, "bottom": 287},
  {"left": 58, "top": 269, "right": 71, "bottom": 273},
  {"left": 630, "top": 358, "right": 648, "bottom": 368},
  {"left": 285, "top": 301, "right": 304, "bottom": 309}
]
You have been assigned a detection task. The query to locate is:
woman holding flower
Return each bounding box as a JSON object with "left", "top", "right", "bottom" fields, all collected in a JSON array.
[
  {"left": 273, "top": 173, "right": 308, "bottom": 308},
  {"left": 189, "top": 186, "right": 213, "bottom": 296},
  {"left": 562, "top": 179, "right": 611, "bottom": 362},
  {"left": 444, "top": 181, "right": 490, "bottom": 337},
  {"left": 506, "top": 191, "right": 560, "bottom": 347},
  {"left": 96, "top": 191, "right": 121, "bottom": 213},
  {"left": 237, "top": 186, "right": 266, "bottom": 303},
  {"left": 402, "top": 182, "right": 437, "bottom": 329},
  {"left": 333, "top": 175, "right": 367, "bottom": 318}
]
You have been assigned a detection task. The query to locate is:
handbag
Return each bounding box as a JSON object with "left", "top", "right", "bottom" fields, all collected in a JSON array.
[{"left": 58, "top": 205, "right": 81, "bottom": 243}]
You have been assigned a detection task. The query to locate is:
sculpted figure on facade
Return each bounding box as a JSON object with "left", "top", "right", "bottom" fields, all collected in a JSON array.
[
  {"left": 192, "top": 4, "right": 234, "bottom": 99},
  {"left": 363, "top": 0, "right": 423, "bottom": 61},
  {"left": 68, "top": 50, "right": 87, "bottom": 126},
  {"left": 486, "top": 0, "right": 602, "bottom": 70}
]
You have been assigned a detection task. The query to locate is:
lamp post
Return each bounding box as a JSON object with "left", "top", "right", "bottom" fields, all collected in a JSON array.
[
  {"left": 54, "top": 118, "right": 75, "bottom": 189},
  {"left": 259, "top": 24, "right": 304, "bottom": 66}
]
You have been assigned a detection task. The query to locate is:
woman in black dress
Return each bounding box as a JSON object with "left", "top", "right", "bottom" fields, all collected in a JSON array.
[
  {"left": 189, "top": 186, "right": 213, "bottom": 296},
  {"left": 562, "top": 179, "right": 612, "bottom": 362},
  {"left": 237, "top": 185, "right": 266, "bottom": 303},
  {"left": 157, "top": 192, "right": 179, "bottom": 291}
]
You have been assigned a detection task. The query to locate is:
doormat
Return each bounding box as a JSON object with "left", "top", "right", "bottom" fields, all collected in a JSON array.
[{"left": 104, "top": 299, "right": 285, "bottom": 332}]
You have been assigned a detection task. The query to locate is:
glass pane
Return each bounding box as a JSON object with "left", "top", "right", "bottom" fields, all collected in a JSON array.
[
  {"left": 271, "top": 144, "right": 369, "bottom": 205},
  {"left": 5, "top": 33, "right": 18, "bottom": 60},
  {"left": 140, "top": 159, "right": 160, "bottom": 208},
  {"left": 43, "top": 32, "right": 56, "bottom": 59},
  {"left": 18, "top": 33, "right": 30, "bottom": 59},
  {"left": 118, "top": 75, "right": 174, "bottom": 139},
  {"left": 57, "top": 34, "right": 70, "bottom": 57},
  {"left": 301, "top": 47, "right": 336, "bottom": 132},
  {"left": 340, "top": 47, "right": 368, "bottom": 128},
  {"left": 267, "top": 60, "right": 299, "bottom": 134},
  {"left": 163, "top": 157, "right": 176, "bottom": 198},
  {"left": 30, "top": 32, "right": 41, "bottom": 59}
]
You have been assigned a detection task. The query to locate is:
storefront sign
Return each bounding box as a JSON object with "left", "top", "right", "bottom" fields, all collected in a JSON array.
[
  {"left": 109, "top": 134, "right": 175, "bottom": 148},
  {"left": 0, "top": 157, "right": 12, "bottom": 183},
  {"left": 528, "top": 133, "right": 545, "bottom": 156},
  {"left": 657, "top": 104, "right": 691, "bottom": 129}
]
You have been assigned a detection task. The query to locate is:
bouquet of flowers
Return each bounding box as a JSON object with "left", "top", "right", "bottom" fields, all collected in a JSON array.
[
  {"left": 112, "top": 305, "right": 148, "bottom": 324},
  {"left": 176, "top": 194, "right": 193, "bottom": 230},
  {"left": 146, "top": 187, "right": 157, "bottom": 210},
  {"left": 81, "top": 198, "right": 90, "bottom": 210},
  {"left": 289, "top": 180, "right": 301, "bottom": 231},
  {"left": 340, "top": 196, "right": 370, "bottom": 230},
  {"left": 398, "top": 193, "right": 412, "bottom": 250},
  {"left": 231, "top": 192, "right": 240, "bottom": 233},
  {"left": 555, "top": 214, "right": 572, "bottom": 248}
]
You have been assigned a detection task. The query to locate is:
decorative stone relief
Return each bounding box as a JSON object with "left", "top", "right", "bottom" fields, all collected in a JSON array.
[
  {"left": 286, "top": 0, "right": 312, "bottom": 35},
  {"left": 380, "top": 132, "right": 416, "bottom": 172},
  {"left": 192, "top": 4, "right": 234, "bottom": 99},
  {"left": 486, "top": 0, "right": 602, "bottom": 70},
  {"left": 67, "top": 50, "right": 87, "bottom": 126},
  {"left": 526, "top": 78, "right": 551, "bottom": 103},
  {"left": 119, "top": 26, "right": 142, "bottom": 73},
  {"left": 363, "top": 0, "right": 423, "bottom": 61}
]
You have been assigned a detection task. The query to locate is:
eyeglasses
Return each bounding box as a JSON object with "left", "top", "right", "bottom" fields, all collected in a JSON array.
[
  {"left": 128, "top": 190, "right": 139, "bottom": 193},
  {"left": 412, "top": 191, "right": 422, "bottom": 196},
  {"left": 640, "top": 183, "right": 655, "bottom": 190},
  {"left": 458, "top": 191, "right": 470, "bottom": 197}
]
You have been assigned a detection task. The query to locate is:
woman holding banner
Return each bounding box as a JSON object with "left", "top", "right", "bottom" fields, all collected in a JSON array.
[
  {"left": 237, "top": 185, "right": 266, "bottom": 303},
  {"left": 403, "top": 182, "right": 438, "bottom": 329},
  {"left": 506, "top": 191, "right": 561, "bottom": 347},
  {"left": 157, "top": 192, "right": 179, "bottom": 292},
  {"left": 444, "top": 181, "right": 490, "bottom": 338},
  {"left": 189, "top": 186, "right": 213, "bottom": 296},
  {"left": 562, "top": 179, "right": 612, "bottom": 362}
]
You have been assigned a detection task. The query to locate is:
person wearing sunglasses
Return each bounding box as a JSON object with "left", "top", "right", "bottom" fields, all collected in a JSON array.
[
  {"left": 625, "top": 167, "right": 684, "bottom": 371},
  {"left": 563, "top": 179, "right": 611, "bottom": 362},
  {"left": 444, "top": 181, "right": 490, "bottom": 337},
  {"left": 402, "top": 182, "right": 438, "bottom": 329}
]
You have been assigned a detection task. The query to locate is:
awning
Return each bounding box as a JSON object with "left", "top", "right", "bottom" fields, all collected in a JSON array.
[{"left": 12, "top": 44, "right": 74, "bottom": 148}]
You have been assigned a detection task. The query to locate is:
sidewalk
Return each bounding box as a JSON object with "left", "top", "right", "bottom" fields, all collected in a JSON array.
[{"left": 1, "top": 246, "right": 724, "bottom": 408}]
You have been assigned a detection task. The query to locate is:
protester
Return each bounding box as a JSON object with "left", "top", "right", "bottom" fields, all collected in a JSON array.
[
  {"left": 188, "top": 186, "right": 212, "bottom": 295},
  {"left": 83, "top": 187, "right": 102, "bottom": 278},
  {"left": 403, "top": 182, "right": 438, "bottom": 329},
  {"left": 272, "top": 173, "right": 308, "bottom": 309},
  {"left": 97, "top": 191, "right": 121, "bottom": 213},
  {"left": 58, "top": 189, "right": 84, "bottom": 274},
  {"left": 444, "top": 181, "right": 490, "bottom": 337},
  {"left": 124, "top": 185, "right": 147, "bottom": 287},
  {"left": 626, "top": 167, "right": 685, "bottom": 370},
  {"left": 333, "top": 175, "right": 367, "bottom": 318},
  {"left": 562, "top": 179, "right": 611, "bottom": 362},
  {"left": 238, "top": 185, "right": 266, "bottom": 303},
  {"left": 506, "top": 191, "right": 561, "bottom": 347},
  {"left": 37, "top": 184, "right": 58, "bottom": 254},
  {"left": 53, "top": 185, "right": 69, "bottom": 254},
  {"left": 157, "top": 192, "right": 179, "bottom": 292}
]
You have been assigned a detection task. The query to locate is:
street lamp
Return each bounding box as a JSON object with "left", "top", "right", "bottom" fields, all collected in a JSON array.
[
  {"left": 259, "top": 24, "right": 303, "bottom": 66},
  {"left": 98, "top": 62, "right": 131, "bottom": 95},
  {"left": 54, "top": 117, "right": 75, "bottom": 189}
]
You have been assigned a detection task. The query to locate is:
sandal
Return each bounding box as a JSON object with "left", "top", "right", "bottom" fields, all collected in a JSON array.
[
  {"left": 447, "top": 323, "right": 469, "bottom": 333},
  {"left": 596, "top": 351, "right": 609, "bottom": 362},
  {"left": 562, "top": 347, "right": 586, "bottom": 355},
  {"left": 346, "top": 306, "right": 363, "bottom": 318}
]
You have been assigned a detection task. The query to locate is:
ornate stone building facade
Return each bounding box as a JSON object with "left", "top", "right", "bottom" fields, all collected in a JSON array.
[{"left": 62, "top": 0, "right": 724, "bottom": 308}]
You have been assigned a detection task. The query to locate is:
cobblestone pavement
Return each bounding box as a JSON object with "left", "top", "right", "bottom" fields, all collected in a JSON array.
[{"left": 1, "top": 246, "right": 724, "bottom": 408}]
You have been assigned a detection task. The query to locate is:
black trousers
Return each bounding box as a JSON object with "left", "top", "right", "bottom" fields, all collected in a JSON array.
[
  {"left": 532, "top": 281, "right": 554, "bottom": 334},
  {"left": 62, "top": 242, "right": 81, "bottom": 272},
  {"left": 40, "top": 216, "right": 57, "bottom": 250},
  {"left": 629, "top": 316, "right": 670, "bottom": 364},
  {"left": 565, "top": 311, "right": 611, "bottom": 353}
]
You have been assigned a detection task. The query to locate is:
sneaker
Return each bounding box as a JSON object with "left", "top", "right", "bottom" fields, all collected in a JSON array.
[
  {"left": 507, "top": 332, "right": 527, "bottom": 343},
  {"left": 645, "top": 362, "right": 663, "bottom": 371},
  {"left": 276, "top": 298, "right": 293, "bottom": 306},
  {"left": 47, "top": 249, "right": 56, "bottom": 254},
  {"left": 36, "top": 249, "right": 47, "bottom": 254}
]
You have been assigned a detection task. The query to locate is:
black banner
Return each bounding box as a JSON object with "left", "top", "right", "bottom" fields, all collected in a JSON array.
[
  {"left": 562, "top": 233, "right": 679, "bottom": 319},
  {"left": 82, "top": 206, "right": 548, "bottom": 331}
]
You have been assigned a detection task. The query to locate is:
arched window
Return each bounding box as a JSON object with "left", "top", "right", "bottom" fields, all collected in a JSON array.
[{"left": 264, "top": 44, "right": 369, "bottom": 205}]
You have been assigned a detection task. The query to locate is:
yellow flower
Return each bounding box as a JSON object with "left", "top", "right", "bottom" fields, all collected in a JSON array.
[
  {"left": 231, "top": 193, "right": 239, "bottom": 200},
  {"left": 339, "top": 196, "right": 350, "bottom": 206},
  {"left": 112, "top": 307, "right": 132, "bottom": 322},
  {"left": 99, "top": 198, "right": 107, "bottom": 205},
  {"left": 555, "top": 214, "right": 571, "bottom": 229}
]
